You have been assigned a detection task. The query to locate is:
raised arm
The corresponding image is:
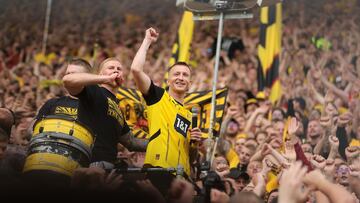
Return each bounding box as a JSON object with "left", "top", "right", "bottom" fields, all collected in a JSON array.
[
  {"left": 313, "top": 116, "right": 333, "bottom": 156},
  {"left": 130, "top": 28, "right": 159, "bottom": 95},
  {"left": 303, "top": 170, "right": 356, "bottom": 203},
  {"left": 63, "top": 73, "right": 117, "bottom": 95},
  {"left": 306, "top": 68, "right": 325, "bottom": 104},
  {"left": 320, "top": 76, "right": 349, "bottom": 105},
  {"left": 244, "top": 104, "right": 270, "bottom": 133}
]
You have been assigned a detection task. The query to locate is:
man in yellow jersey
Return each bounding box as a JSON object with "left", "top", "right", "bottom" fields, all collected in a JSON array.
[{"left": 131, "top": 27, "right": 202, "bottom": 192}]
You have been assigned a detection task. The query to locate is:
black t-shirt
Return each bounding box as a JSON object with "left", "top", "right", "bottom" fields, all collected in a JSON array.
[
  {"left": 77, "top": 85, "right": 130, "bottom": 163},
  {"left": 143, "top": 81, "right": 165, "bottom": 106},
  {"left": 143, "top": 81, "right": 182, "bottom": 106},
  {"left": 36, "top": 96, "right": 80, "bottom": 120}
]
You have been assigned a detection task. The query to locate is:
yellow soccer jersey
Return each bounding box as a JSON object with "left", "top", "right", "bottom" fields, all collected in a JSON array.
[{"left": 143, "top": 82, "right": 192, "bottom": 176}]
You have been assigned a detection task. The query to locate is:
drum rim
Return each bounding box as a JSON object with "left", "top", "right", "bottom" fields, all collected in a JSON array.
[
  {"left": 27, "top": 140, "right": 91, "bottom": 165},
  {"left": 29, "top": 132, "right": 93, "bottom": 158},
  {"left": 33, "top": 115, "right": 96, "bottom": 138}
]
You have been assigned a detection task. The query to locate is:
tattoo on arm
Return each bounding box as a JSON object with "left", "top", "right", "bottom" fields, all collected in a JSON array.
[{"left": 119, "top": 131, "right": 148, "bottom": 152}]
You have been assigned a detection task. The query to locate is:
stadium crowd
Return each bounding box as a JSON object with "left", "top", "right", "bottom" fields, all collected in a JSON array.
[{"left": 0, "top": 0, "right": 359, "bottom": 202}]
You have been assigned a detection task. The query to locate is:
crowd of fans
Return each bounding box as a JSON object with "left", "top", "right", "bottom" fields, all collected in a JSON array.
[{"left": 0, "top": 0, "right": 359, "bottom": 202}]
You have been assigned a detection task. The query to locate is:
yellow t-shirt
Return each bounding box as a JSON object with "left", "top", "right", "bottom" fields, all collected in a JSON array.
[
  {"left": 350, "top": 139, "right": 360, "bottom": 147},
  {"left": 143, "top": 83, "right": 192, "bottom": 176},
  {"left": 226, "top": 148, "right": 240, "bottom": 169}
]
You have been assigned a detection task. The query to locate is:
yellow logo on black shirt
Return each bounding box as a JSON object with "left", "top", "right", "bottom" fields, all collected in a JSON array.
[
  {"left": 55, "top": 106, "right": 77, "bottom": 118},
  {"left": 107, "top": 98, "right": 124, "bottom": 126}
]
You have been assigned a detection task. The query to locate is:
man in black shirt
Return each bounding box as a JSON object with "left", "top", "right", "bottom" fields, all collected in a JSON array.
[
  {"left": 22, "top": 58, "right": 94, "bottom": 191},
  {"left": 63, "top": 57, "right": 148, "bottom": 169},
  {"left": 36, "top": 59, "right": 92, "bottom": 120}
]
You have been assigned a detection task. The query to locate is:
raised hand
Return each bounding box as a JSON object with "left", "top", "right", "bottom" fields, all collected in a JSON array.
[
  {"left": 345, "top": 146, "right": 360, "bottom": 162},
  {"left": 324, "top": 91, "right": 335, "bottom": 103},
  {"left": 283, "top": 141, "right": 297, "bottom": 163},
  {"left": 279, "top": 161, "right": 311, "bottom": 203},
  {"left": 145, "top": 27, "right": 159, "bottom": 44},
  {"left": 269, "top": 137, "right": 282, "bottom": 150},
  {"left": 349, "top": 164, "right": 360, "bottom": 178},
  {"left": 288, "top": 117, "right": 300, "bottom": 136},
  {"left": 310, "top": 155, "right": 326, "bottom": 170},
  {"left": 253, "top": 171, "right": 267, "bottom": 188},
  {"left": 337, "top": 112, "right": 353, "bottom": 127},
  {"left": 323, "top": 159, "right": 336, "bottom": 179},
  {"left": 263, "top": 155, "right": 282, "bottom": 174},
  {"left": 319, "top": 115, "right": 332, "bottom": 129},
  {"left": 302, "top": 169, "right": 327, "bottom": 190},
  {"left": 260, "top": 143, "right": 272, "bottom": 157},
  {"left": 328, "top": 135, "right": 339, "bottom": 150},
  {"left": 261, "top": 157, "right": 273, "bottom": 175},
  {"left": 225, "top": 105, "right": 239, "bottom": 119}
]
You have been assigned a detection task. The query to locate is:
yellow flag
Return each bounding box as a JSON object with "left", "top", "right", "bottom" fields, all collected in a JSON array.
[
  {"left": 184, "top": 88, "right": 228, "bottom": 137},
  {"left": 163, "top": 11, "right": 194, "bottom": 88},
  {"left": 117, "top": 87, "right": 228, "bottom": 139},
  {"left": 116, "top": 87, "right": 148, "bottom": 138},
  {"left": 258, "top": 3, "right": 282, "bottom": 104}
]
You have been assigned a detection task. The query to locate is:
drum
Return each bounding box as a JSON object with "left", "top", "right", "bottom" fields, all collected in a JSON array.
[{"left": 23, "top": 115, "right": 95, "bottom": 176}]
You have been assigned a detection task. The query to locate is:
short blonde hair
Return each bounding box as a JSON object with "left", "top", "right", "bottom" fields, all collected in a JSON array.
[
  {"left": 98, "top": 57, "right": 122, "bottom": 72},
  {"left": 168, "top": 61, "right": 191, "bottom": 74}
]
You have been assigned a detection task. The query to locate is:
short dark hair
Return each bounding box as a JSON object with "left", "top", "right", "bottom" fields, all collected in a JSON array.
[
  {"left": 272, "top": 107, "right": 286, "bottom": 121},
  {"left": 68, "top": 58, "right": 92, "bottom": 73},
  {"left": 168, "top": 61, "right": 191, "bottom": 73},
  {"left": 294, "top": 97, "right": 306, "bottom": 110}
]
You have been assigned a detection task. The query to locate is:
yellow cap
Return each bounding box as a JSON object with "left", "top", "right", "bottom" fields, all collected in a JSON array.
[{"left": 256, "top": 91, "right": 266, "bottom": 100}]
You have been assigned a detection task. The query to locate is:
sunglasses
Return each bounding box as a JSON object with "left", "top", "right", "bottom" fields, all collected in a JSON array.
[{"left": 336, "top": 167, "right": 350, "bottom": 174}]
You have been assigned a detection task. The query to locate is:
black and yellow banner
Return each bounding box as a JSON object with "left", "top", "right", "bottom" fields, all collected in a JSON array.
[
  {"left": 116, "top": 87, "right": 148, "bottom": 139},
  {"left": 162, "top": 11, "right": 194, "bottom": 88},
  {"left": 257, "top": 3, "right": 282, "bottom": 104},
  {"left": 117, "top": 87, "right": 228, "bottom": 139},
  {"left": 184, "top": 88, "right": 228, "bottom": 138}
]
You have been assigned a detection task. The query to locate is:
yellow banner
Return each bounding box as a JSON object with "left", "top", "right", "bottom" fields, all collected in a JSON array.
[
  {"left": 163, "top": 11, "right": 194, "bottom": 88},
  {"left": 117, "top": 87, "right": 228, "bottom": 139},
  {"left": 116, "top": 88, "right": 148, "bottom": 138},
  {"left": 258, "top": 3, "right": 282, "bottom": 104}
]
